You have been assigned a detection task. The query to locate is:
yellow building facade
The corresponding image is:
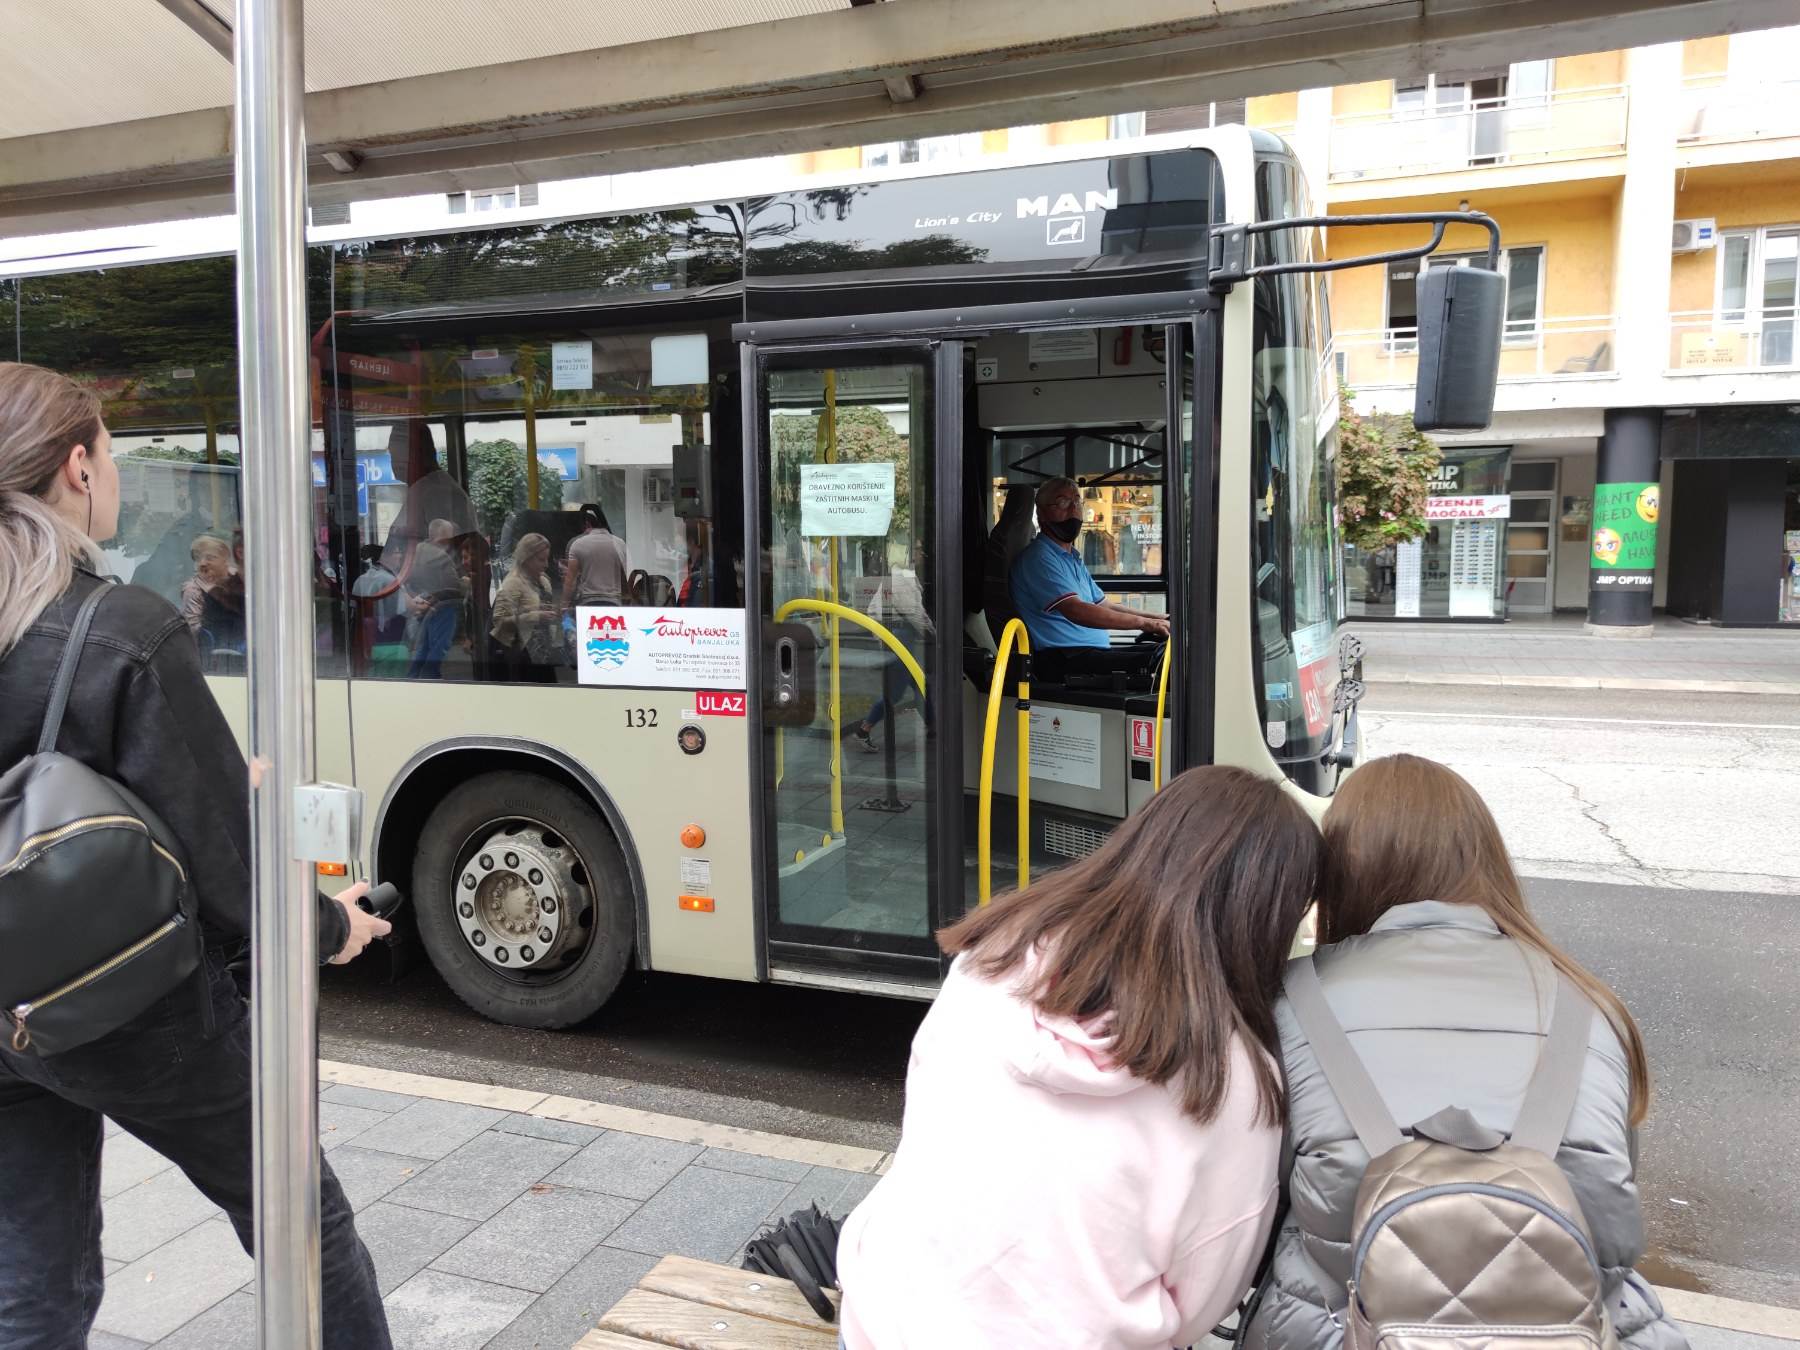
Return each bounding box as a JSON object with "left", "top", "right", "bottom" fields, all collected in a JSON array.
[{"left": 791, "top": 31, "right": 1800, "bottom": 626}]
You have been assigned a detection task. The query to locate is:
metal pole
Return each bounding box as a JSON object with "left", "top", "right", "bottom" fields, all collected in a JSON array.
[{"left": 234, "top": 0, "right": 323, "bottom": 1345}]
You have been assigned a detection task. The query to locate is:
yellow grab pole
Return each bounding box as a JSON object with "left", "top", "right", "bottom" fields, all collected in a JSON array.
[
  {"left": 978, "top": 619, "right": 1032, "bottom": 905},
  {"left": 1152, "top": 641, "right": 1174, "bottom": 792},
  {"left": 773, "top": 600, "right": 925, "bottom": 695},
  {"left": 521, "top": 343, "right": 541, "bottom": 510},
  {"left": 819, "top": 372, "right": 844, "bottom": 838}
]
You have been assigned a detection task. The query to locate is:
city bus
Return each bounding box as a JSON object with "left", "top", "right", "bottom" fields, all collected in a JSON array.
[{"left": 0, "top": 127, "right": 1497, "bottom": 1027}]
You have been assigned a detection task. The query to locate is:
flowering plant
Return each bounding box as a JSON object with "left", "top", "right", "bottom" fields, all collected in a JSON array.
[{"left": 1335, "top": 386, "right": 1441, "bottom": 551}]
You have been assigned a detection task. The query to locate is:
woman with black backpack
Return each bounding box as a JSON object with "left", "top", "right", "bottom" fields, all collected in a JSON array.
[
  {"left": 1243, "top": 754, "right": 1685, "bottom": 1350},
  {"left": 0, "top": 363, "right": 393, "bottom": 1348}
]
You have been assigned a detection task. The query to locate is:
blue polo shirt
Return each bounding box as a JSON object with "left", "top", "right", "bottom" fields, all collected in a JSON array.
[{"left": 1009, "top": 533, "right": 1110, "bottom": 650}]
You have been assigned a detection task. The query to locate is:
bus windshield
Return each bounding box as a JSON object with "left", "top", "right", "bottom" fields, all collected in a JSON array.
[{"left": 1251, "top": 155, "right": 1342, "bottom": 786}]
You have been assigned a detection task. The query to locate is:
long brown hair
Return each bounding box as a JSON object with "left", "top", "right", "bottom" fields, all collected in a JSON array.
[
  {"left": 941, "top": 766, "right": 1321, "bottom": 1126},
  {"left": 1318, "top": 754, "right": 1651, "bottom": 1125},
  {"left": 0, "top": 364, "right": 106, "bottom": 655}
]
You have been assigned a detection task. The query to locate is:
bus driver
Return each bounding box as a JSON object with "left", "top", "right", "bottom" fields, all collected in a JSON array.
[{"left": 1009, "top": 477, "right": 1167, "bottom": 678}]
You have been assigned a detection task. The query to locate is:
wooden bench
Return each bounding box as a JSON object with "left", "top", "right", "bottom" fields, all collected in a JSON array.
[{"left": 578, "top": 1254, "right": 841, "bottom": 1349}]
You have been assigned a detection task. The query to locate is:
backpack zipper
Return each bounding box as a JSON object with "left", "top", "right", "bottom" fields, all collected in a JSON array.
[
  {"left": 1, "top": 815, "right": 188, "bottom": 884},
  {"left": 1350, "top": 1181, "right": 1603, "bottom": 1292},
  {"left": 8, "top": 912, "right": 190, "bottom": 1052}
]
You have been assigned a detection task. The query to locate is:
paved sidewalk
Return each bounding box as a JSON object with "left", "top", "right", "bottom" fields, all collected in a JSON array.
[
  {"left": 1350, "top": 616, "right": 1800, "bottom": 695},
  {"left": 87, "top": 1062, "right": 1800, "bottom": 1349}
]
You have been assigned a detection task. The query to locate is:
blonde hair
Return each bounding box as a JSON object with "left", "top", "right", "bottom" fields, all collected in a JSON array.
[
  {"left": 190, "top": 534, "right": 232, "bottom": 563},
  {"left": 1318, "top": 754, "right": 1651, "bottom": 1125},
  {"left": 0, "top": 364, "right": 107, "bottom": 655},
  {"left": 512, "top": 532, "right": 550, "bottom": 565}
]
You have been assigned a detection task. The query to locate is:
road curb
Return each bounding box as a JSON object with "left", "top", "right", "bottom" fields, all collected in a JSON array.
[
  {"left": 320, "top": 1059, "right": 891, "bottom": 1175},
  {"left": 1369, "top": 673, "right": 1800, "bottom": 696},
  {"left": 323, "top": 1062, "right": 1799, "bottom": 1333}
]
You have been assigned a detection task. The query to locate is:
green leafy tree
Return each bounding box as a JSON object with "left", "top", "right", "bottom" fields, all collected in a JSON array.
[
  {"left": 1335, "top": 387, "right": 1441, "bottom": 551},
  {"left": 769, "top": 403, "right": 912, "bottom": 538},
  {"left": 467, "top": 438, "right": 565, "bottom": 539}
]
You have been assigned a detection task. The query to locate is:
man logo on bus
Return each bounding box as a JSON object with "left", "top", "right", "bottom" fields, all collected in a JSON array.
[
  {"left": 586, "top": 612, "right": 630, "bottom": 668},
  {"left": 1592, "top": 527, "right": 1623, "bottom": 567}
]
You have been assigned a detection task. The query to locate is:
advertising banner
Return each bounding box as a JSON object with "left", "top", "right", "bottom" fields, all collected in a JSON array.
[
  {"left": 1589, "top": 480, "right": 1659, "bottom": 591},
  {"left": 576, "top": 607, "right": 746, "bottom": 690},
  {"left": 1425, "top": 494, "right": 1511, "bottom": 520}
]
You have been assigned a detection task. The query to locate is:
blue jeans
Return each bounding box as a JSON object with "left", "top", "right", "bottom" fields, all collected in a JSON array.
[
  {"left": 0, "top": 957, "right": 390, "bottom": 1350},
  {"left": 408, "top": 602, "right": 458, "bottom": 679}
]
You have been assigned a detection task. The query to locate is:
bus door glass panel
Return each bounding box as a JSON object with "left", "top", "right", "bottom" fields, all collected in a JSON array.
[{"left": 759, "top": 349, "right": 942, "bottom": 958}]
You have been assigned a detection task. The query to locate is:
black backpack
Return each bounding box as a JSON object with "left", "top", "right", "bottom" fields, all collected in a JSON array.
[{"left": 1, "top": 585, "right": 202, "bottom": 1055}]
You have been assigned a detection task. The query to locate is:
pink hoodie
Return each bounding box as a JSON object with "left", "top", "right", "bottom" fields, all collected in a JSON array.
[{"left": 837, "top": 955, "right": 1281, "bottom": 1350}]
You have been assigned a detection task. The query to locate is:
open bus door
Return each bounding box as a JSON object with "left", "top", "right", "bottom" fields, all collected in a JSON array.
[{"left": 741, "top": 338, "right": 967, "bottom": 996}]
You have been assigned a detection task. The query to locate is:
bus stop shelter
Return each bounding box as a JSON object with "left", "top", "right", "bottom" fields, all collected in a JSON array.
[{"left": 0, "top": 0, "right": 1787, "bottom": 1343}]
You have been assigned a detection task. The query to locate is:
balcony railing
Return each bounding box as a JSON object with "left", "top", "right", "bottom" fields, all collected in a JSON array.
[
  {"left": 1333, "top": 316, "right": 1617, "bottom": 389},
  {"left": 1329, "top": 86, "right": 1628, "bottom": 182},
  {"left": 1668, "top": 307, "right": 1799, "bottom": 372},
  {"left": 1679, "top": 74, "right": 1800, "bottom": 146}
]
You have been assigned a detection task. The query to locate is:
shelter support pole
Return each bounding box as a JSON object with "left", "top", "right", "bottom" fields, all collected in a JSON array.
[{"left": 235, "top": 0, "right": 325, "bottom": 1344}]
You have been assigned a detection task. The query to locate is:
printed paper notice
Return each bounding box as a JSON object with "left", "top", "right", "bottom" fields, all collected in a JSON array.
[
  {"left": 1027, "top": 328, "right": 1099, "bottom": 365},
  {"left": 551, "top": 341, "right": 593, "bottom": 391},
  {"left": 800, "top": 463, "right": 895, "bottom": 538},
  {"left": 578, "top": 607, "right": 746, "bottom": 690},
  {"left": 679, "top": 857, "right": 712, "bottom": 894},
  {"left": 1394, "top": 539, "right": 1422, "bottom": 618},
  {"left": 1028, "top": 707, "right": 1103, "bottom": 790}
]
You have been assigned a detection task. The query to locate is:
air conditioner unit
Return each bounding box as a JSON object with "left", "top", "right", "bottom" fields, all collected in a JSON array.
[{"left": 1671, "top": 218, "right": 1718, "bottom": 253}]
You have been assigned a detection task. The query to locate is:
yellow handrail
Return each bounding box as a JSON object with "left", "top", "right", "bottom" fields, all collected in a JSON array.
[
  {"left": 772, "top": 598, "right": 927, "bottom": 842},
  {"left": 1152, "top": 640, "right": 1173, "bottom": 792},
  {"left": 977, "top": 618, "right": 1032, "bottom": 906}
]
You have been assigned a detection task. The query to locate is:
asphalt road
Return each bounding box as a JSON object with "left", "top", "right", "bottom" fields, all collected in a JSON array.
[{"left": 321, "top": 681, "right": 1800, "bottom": 1307}]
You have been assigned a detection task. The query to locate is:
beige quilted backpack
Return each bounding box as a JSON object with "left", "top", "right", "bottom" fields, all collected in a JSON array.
[{"left": 1285, "top": 959, "right": 1617, "bottom": 1350}]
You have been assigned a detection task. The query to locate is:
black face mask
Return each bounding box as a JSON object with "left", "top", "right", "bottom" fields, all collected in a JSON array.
[{"left": 1044, "top": 517, "right": 1081, "bottom": 544}]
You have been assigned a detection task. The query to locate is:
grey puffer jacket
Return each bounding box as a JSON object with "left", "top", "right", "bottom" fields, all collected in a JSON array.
[{"left": 1242, "top": 901, "right": 1686, "bottom": 1350}]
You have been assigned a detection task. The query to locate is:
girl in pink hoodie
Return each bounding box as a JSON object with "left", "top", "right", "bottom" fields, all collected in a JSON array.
[{"left": 837, "top": 766, "right": 1321, "bottom": 1350}]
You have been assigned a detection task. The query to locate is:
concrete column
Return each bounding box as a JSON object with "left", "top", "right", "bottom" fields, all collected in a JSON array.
[
  {"left": 1610, "top": 43, "right": 1682, "bottom": 400},
  {"left": 1290, "top": 87, "right": 1335, "bottom": 211},
  {"left": 1586, "top": 408, "right": 1662, "bottom": 633}
]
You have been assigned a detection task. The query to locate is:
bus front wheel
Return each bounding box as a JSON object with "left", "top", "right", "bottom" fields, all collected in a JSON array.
[{"left": 412, "top": 772, "right": 635, "bottom": 1029}]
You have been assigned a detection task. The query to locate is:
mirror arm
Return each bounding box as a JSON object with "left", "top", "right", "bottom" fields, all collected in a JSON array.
[{"left": 1208, "top": 211, "right": 1501, "bottom": 290}]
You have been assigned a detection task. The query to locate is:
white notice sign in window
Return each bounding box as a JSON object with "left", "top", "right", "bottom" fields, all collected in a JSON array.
[
  {"left": 1028, "top": 707, "right": 1104, "bottom": 790},
  {"left": 551, "top": 341, "right": 593, "bottom": 391},
  {"left": 1394, "top": 539, "right": 1422, "bottom": 618},
  {"left": 799, "top": 463, "right": 896, "bottom": 538}
]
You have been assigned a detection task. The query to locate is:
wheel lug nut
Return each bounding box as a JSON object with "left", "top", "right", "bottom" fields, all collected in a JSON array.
[
  {"left": 504, "top": 851, "right": 520, "bottom": 869},
  {"left": 538, "top": 927, "right": 553, "bottom": 943},
  {"left": 461, "top": 873, "right": 475, "bottom": 890},
  {"left": 528, "top": 869, "right": 543, "bottom": 885},
  {"left": 479, "top": 854, "right": 494, "bottom": 871},
  {"left": 459, "top": 902, "right": 474, "bottom": 918},
  {"left": 494, "top": 947, "right": 509, "bottom": 963},
  {"left": 471, "top": 931, "right": 486, "bottom": 947},
  {"left": 541, "top": 898, "right": 557, "bottom": 914},
  {"left": 520, "top": 946, "right": 534, "bottom": 962}
]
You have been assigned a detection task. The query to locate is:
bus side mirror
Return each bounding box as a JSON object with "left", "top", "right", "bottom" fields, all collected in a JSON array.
[{"left": 1413, "top": 265, "right": 1504, "bottom": 432}]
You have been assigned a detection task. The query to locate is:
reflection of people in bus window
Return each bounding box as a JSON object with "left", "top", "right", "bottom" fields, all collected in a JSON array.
[
  {"left": 678, "top": 518, "right": 713, "bottom": 606},
  {"left": 406, "top": 518, "right": 464, "bottom": 679},
  {"left": 562, "top": 503, "right": 629, "bottom": 612},
  {"left": 351, "top": 544, "right": 405, "bottom": 642},
  {"left": 379, "top": 421, "right": 475, "bottom": 573},
  {"left": 491, "top": 533, "right": 559, "bottom": 677},
  {"left": 180, "top": 534, "right": 235, "bottom": 635}
]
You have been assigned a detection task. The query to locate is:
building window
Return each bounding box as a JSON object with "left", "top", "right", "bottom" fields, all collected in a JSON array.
[
  {"left": 1140, "top": 101, "right": 1247, "bottom": 135},
  {"left": 447, "top": 189, "right": 521, "bottom": 215},
  {"left": 1385, "top": 245, "right": 1545, "bottom": 345},
  {"left": 1717, "top": 225, "right": 1799, "bottom": 367}
]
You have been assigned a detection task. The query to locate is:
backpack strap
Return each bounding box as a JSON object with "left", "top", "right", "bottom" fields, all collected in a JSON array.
[
  {"left": 1284, "top": 956, "right": 1406, "bottom": 1156},
  {"left": 37, "top": 584, "right": 111, "bottom": 755},
  {"left": 1510, "top": 975, "right": 1594, "bottom": 1157}
]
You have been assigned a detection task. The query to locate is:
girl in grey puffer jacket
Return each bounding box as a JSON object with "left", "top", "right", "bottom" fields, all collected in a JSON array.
[{"left": 1243, "top": 754, "right": 1686, "bottom": 1350}]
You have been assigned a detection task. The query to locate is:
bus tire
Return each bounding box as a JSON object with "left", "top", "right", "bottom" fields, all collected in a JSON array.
[{"left": 411, "top": 771, "right": 635, "bottom": 1029}]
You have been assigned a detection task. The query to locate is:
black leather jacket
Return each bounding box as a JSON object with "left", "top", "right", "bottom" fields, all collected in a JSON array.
[{"left": 0, "top": 567, "right": 350, "bottom": 961}]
